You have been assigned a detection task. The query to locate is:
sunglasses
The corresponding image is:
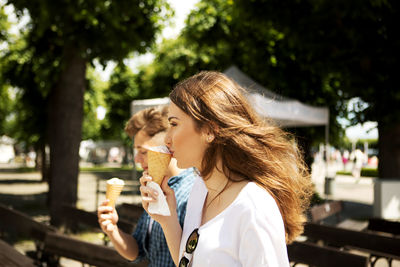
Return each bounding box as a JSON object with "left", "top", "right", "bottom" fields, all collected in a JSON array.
[{"left": 179, "top": 228, "right": 200, "bottom": 267}]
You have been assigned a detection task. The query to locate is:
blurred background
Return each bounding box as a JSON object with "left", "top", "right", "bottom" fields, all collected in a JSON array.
[{"left": 0, "top": 0, "right": 399, "bottom": 265}]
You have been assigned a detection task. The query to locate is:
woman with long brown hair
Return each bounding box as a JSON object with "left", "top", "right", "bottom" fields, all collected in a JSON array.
[{"left": 140, "top": 71, "right": 313, "bottom": 266}]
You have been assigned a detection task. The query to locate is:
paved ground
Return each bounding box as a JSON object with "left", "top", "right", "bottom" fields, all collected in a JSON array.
[
  {"left": 0, "top": 163, "right": 399, "bottom": 266},
  {"left": 0, "top": 170, "right": 142, "bottom": 266}
]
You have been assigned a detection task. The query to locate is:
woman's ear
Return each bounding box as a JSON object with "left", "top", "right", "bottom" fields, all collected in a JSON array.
[
  {"left": 201, "top": 125, "right": 214, "bottom": 144},
  {"left": 202, "top": 123, "right": 217, "bottom": 143},
  {"left": 206, "top": 134, "right": 214, "bottom": 143}
]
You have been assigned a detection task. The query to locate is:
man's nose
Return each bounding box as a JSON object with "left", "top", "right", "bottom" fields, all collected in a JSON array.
[{"left": 134, "top": 153, "right": 141, "bottom": 163}]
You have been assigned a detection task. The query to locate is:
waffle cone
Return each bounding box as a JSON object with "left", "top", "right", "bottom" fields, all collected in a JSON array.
[
  {"left": 147, "top": 150, "right": 172, "bottom": 185},
  {"left": 106, "top": 184, "right": 124, "bottom": 207}
]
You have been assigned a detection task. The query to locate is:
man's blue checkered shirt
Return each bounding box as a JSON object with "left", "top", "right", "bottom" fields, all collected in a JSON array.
[{"left": 132, "top": 168, "right": 196, "bottom": 267}]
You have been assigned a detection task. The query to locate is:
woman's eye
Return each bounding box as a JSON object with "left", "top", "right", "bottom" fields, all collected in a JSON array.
[{"left": 169, "top": 122, "right": 177, "bottom": 127}]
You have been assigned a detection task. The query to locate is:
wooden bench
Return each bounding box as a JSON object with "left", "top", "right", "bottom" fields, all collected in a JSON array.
[
  {"left": 118, "top": 203, "right": 144, "bottom": 222},
  {"left": 309, "top": 200, "right": 367, "bottom": 231},
  {"left": 0, "top": 203, "right": 57, "bottom": 264},
  {"left": 287, "top": 241, "right": 368, "bottom": 267},
  {"left": 367, "top": 218, "right": 400, "bottom": 236},
  {"left": 0, "top": 239, "right": 36, "bottom": 267},
  {"left": 303, "top": 222, "right": 400, "bottom": 267},
  {"left": 310, "top": 200, "right": 343, "bottom": 223},
  {"left": 0, "top": 203, "right": 57, "bottom": 241},
  {"left": 57, "top": 207, "right": 148, "bottom": 267},
  {"left": 61, "top": 204, "right": 135, "bottom": 234},
  {"left": 43, "top": 232, "right": 146, "bottom": 267}
]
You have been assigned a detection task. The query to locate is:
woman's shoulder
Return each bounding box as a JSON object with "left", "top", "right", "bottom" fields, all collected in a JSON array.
[
  {"left": 234, "top": 182, "right": 285, "bottom": 234},
  {"left": 235, "top": 182, "right": 280, "bottom": 215},
  {"left": 240, "top": 182, "right": 274, "bottom": 201}
]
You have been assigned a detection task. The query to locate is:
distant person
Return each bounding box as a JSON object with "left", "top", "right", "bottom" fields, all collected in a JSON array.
[
  {"left": 351, "top": 148, "right": 366, "bottom": 180},
  {"left": 97, "top": 106, "right": 195, "bottom": 267},
  {"left": 342, "top": 150, "right": 350, "bottom": 170},
  {"left": 140, "top": 71, "right": 313, "bottom": 266}
]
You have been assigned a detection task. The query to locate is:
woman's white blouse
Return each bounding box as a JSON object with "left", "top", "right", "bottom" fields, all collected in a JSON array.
[{"left": 179, "top": 178, "right": 289, "bottom": 267}]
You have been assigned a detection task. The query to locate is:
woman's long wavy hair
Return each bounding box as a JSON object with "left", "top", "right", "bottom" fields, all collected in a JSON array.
[{"left": 170, "top": 71, "right": 313, "bottom": 243}]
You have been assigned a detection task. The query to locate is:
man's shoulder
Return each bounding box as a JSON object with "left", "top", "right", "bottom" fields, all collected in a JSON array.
[{"left": 169, "top": 168, "right": 197, "bottom": 187}]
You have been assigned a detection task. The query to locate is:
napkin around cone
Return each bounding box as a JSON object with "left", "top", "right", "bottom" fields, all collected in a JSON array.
[
  {"left": 147, "top": 150, "right": 172, "bottom": 185},
  {"left": 106, "top": 178, "right": 124, "bottom": 207},
  {"left": 146, "top": 181, "right": 171, "bottom": 216}
]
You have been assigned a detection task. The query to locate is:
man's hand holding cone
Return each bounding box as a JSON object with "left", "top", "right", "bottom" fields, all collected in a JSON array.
[{"left": 106, "top": 177, "right": 125, "bottom": 207}]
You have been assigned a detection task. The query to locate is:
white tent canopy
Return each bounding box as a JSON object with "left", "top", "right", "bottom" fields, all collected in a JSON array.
[
  {"left": 224, "top": 66, "right": 329, "bottom": 127},
  {"left": 131, "top": 66, "right": 329, "bottom": 128},
  {"left": 131, "top": 97, "right": 170, "bottom": 116}
]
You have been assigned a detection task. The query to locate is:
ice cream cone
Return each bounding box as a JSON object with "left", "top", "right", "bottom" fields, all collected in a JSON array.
[
  {"left": 147, "top": 150, "right": 172, "bottom": 185},
  {"left": 106, "top": 178, "right": 124, "bottom": 207}
]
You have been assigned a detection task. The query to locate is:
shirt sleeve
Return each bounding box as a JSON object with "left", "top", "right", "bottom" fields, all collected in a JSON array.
[
  {"left": 131, "top": 212, "right": 147, "bottom": 263},
  {"left": 238, "top": 200, "right": 289, "bottom": 267}
]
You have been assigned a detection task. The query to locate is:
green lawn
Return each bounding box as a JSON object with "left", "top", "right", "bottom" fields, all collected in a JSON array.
[{"left": 336, "top": 168, "right": 378, "bottom": 177}]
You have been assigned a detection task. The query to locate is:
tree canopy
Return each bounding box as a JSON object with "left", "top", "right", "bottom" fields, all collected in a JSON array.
[
  {"left": 133, "top": 0, "right": 399, "bottom": 176},
  {"left": 3, "top": 0, "right": 172, "bottom": 225}
]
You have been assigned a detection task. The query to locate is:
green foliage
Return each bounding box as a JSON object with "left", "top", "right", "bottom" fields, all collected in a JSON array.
[
  {"left": 237, "top": 0, "right": 400, "bottom": 128},
  {"left": 101, "top": 63, "right": 139, "bottom": 141},
  {"left": 0, "top": 32, "right": 55, "bottom": 148},
  {"left": 0, "top": 7, "right": 12, "bottom": 135},
  {"left": 0, "top": 85, "right": 13, "bottom": 135},
  {"left": 357, "top": 138, "right": 378, "bottom": 149},
  {"left": 80, "top": 165, "right": 132, "bottom": 172},
  {"left": 0, "top": 5, "right": 10, "bottom": 41},
  {"left": 310, "top": 191, "right": 325, "bottom": 206},
  {"left": 336, "top": 168, "right": 378, "bottom": 177},
  {"left": 2, "top": 0, "right": 172, "bottom": 145},
  {"left": 82, "top": 66, "right": 107, "bottom": 140},
  {"left": 361, "top": 168, "right": 379, "bottom": 177},
  {"left": 7, "top": 0, "right": 172, "bottom": 64},
  {"left": 138, "top": 0, "right": 399, "bottom": 155},
  {"left": 135, "top": 0, "right": 235, "bottom": 97},
  {"left": 135, "top": 0, "right": 347, "bottom": 149}
]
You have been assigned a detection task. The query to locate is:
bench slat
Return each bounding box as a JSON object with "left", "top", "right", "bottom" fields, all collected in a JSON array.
[
  {"left": 0, "top": 239, "right": 36, "bottom": 267},
  {"left": 118, "top": 203, "right": 143, "bottom": 222},
  {"left": 62, "top": 205, "right": 135, "bottom": 234},
  {"left": 310, "top": 201, "right": 342, "bottom": 223},
  {"left": 288, "top": 241, "right": 368, "bottom": 267},
  {"left": 304, "top": 222, "right": 400, "bottom": 259},
  {"left": 0, "top": 203, "right": 56, "bottom": 241},
  {"left": 368, "top": 218, "right": 400, "bottom": 236},
  {"left": 44, "top": 232, "right": 129, "bottom": 267}
]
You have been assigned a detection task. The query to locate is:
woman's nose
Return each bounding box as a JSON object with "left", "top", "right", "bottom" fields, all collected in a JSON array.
[{"left": 164, "top": 130, "right": 172, "bottom": 147}]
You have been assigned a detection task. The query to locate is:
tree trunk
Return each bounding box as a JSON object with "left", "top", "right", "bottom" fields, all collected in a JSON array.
[
  {"left": 35, "top": 142, "right": 49, "bottom": 182},
  {"left": 40, "top": 142, "right": 50, "bottom": 182},
  {"left": 378, "top": 122, "right": 400, "bottom": 178},
  {"left": 48, "top": 46, "right": 86, "bottom": 226},
  {"left": 34, "top": 144, "right": 41, "bottom": 171}
]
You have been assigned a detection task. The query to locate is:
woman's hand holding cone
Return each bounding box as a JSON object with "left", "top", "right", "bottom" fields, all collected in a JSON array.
[{"left": 139, "top": 171, "right": 178, "bottom": 225}]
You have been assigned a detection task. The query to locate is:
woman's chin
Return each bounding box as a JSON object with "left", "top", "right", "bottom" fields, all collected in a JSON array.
[
  {"left": 176, "top": 161, "right": 191, "bottom": 170},
  {"left": 176, "top": 162, "right": 187, "bottom": 169}
]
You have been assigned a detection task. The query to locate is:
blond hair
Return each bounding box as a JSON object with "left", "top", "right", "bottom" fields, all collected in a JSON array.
[{"left": 170, "top": 71, "right": 313, "bottom": 243}]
